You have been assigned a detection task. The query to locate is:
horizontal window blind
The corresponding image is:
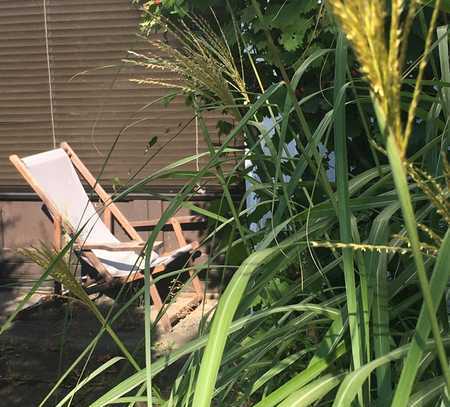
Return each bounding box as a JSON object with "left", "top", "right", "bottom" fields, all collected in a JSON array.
[{"left": 0, "top": 0, "right": 232, "bottom": 194}]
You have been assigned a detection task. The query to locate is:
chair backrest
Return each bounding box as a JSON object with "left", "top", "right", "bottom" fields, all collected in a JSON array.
[{"left": 21, "top": 148, "right": 118, "bottom": 244}]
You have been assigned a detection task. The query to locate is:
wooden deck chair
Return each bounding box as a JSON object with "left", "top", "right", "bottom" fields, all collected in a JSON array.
[{"left": 10, "top": 142, "right": 204, "bottom": 331}]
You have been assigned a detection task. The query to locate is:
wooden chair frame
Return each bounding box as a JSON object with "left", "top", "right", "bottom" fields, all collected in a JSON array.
[{"left": 10, "top": 142, "right": 204, "bottom": 331}]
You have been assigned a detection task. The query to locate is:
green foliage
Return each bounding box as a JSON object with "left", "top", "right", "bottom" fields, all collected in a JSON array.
[
  {"left": 133, "top": 0, "right": 335, "bottom": 91},
  {"left": 132, "top": 0, "right": 378, "bottom": 188},
  {"left": 86, "top": 3, "right": 449, "bottom": 403},
  {"left": 136, "top": 1, "right": 325, "bottom": 52}
]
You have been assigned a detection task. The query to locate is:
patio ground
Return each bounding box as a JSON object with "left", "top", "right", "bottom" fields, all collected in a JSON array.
[{"left": 0, "top": 288, "right": 217, "bottom": 406}]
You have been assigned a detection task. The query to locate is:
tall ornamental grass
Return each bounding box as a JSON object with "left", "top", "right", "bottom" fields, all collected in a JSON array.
[{"left": 1, "top": 1, "right": 449, "bottom": 406}]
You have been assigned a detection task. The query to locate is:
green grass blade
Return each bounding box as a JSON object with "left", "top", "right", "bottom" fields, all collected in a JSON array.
[
  {"left": 41, "top": 284, "right": 146, "bottom": 406},
  {"left": 55, "top": 357, "right": 124, "bottom": 407},
  {"left": 366, "top": 202, "right": 400, "bottom": 404},
  {"left": 409, "top": 377, "right": 446, "bottom": 407},
  {"left": 278, "top": 373, "right": 345, "bottom": 407},
  {"left": 90, "top": 298, "right": 335, "bottom": 405},
  {"left": 253, "top": 341, "right": 347, "bottom": 407},
  {"left": 350, "top": 217, "right": 371, "bottom": 375},
  {"left": 332, "top": 337, "right": 450, "bottom": 407},
  {"left": 392, "top": 227, "right": 450, "bottom": 406},
  {"left": 246, "top": 314, "right": 345, "bottom": 407},
  {"left": 0, "top": 234, "right": 80, "bottom": 335},
  {"left": 334, "top": 33, "right": 363, "bottom": 378},
  {"left": 248, "top": 349, "right": 311, "bottom": 395},
  {"left": 191, "top": 244, "right": 301, "bottom": 407},
  {"left": 437, "top": 25, "right": 450, "bottom": 160}
]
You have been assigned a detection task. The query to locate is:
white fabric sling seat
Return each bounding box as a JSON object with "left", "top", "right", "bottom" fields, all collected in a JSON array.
[{"left": 20, "top": 148, "right": 193, "bottom": 278}]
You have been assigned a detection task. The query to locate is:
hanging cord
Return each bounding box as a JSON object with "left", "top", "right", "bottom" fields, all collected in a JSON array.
[
  {"left": 195, "top": 114, "right": 199, "bottom": 172},
  {"left": 195, "top": 113, "right": 206, "bottom": 194},
  {"left": 43, "top": 0, "right": 56, "bottom": 148}
]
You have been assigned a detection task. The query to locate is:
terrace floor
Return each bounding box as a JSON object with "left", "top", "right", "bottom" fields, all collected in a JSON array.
[{"left": 0, "top": 288, "right": 217, "bottom": 406}]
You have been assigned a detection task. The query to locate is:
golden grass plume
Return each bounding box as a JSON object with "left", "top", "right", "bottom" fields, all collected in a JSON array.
[
  {"left": 328, "top": 0, "right": 442, "bottom": 154},
  {"left": 127, "top": 12, "right": 248, "bottom": 116}
]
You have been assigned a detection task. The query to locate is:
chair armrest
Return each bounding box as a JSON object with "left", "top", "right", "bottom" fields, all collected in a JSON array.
[
  {"left": 152, "top": 241, "right": 201, "bottom": 268},
  {"left": 130, "top": 215, "right": 206, "bottom": 231},
  {"left": 75, "top": 240, "right": 163, "bottom": 252}
]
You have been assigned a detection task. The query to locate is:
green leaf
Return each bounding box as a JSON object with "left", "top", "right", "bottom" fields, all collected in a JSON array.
[
  {"left": 332, "top": 337, "right": 450, "bottom": 407},
  {"left": 278, "top": 373, "right": 345, "bottom": 407},
  {"left": 333, "top": 32, "right": 363, "bottom": 386},
  {"left": 191, "top": 244, "right": 303, "bottom": 407},
  {"left": 90, "top": 300, "right": 338, "bottom": 406},
  {"left": 279, "top": 23, "right": 308, "bottom": 52},
  {"left": 366, "top": 203, "right": 400, "bottom": 404},
  {"left": 408, "top": 377, "right": 446, "bottom": 407},
  {"left": 254, "top": 341, "right": 347, "bottom": 407},
  {"left": 55, "top": 357, "right": 124, "bottom": 407},
  {"left": 392, "top": 228, "right": 450, "bottom": 406}
]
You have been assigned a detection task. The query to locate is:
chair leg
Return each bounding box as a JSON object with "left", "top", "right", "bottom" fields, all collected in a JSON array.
[
  {"left": 186, "top": 255, "right": 204, "bottom": 302},
  {"left": 170, "top": 218, "right": 204, "bottom": 301},
  {"left": 53, "top": 215, "right": 62, "bottom": 295},
  {"left": 190, "top": 267, "right": 204, "bottom": 302},
  {"left": 150, "top": 283, "right": 171, "bottom": 332}
]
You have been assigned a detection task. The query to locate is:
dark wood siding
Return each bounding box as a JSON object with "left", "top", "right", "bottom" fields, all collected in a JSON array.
[
  {"left": 0, "top": 0, "right": 227, "bottom": 193},
  {"left": 0, "top": 199, "right": 209, "bottom": 292}
]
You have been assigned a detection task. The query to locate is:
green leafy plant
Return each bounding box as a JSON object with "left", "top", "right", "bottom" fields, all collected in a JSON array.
[{"left": 84, "top": 2, "right": 449, "bottom": 405}]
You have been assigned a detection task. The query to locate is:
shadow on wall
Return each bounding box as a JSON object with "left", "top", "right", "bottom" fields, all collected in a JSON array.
[
  {"left": 0, "top": 203, "right": 59, "bottom": 325},
  {"left": 187, "top": 202, "right": 237, "bottom": 295},
  {"left": 0, "top": 204, "right": 53, "bottom": 284},
  {"left": 0, "top": 211, "right": 26, "bottom": 323},
  {"left": 0, "top": 197, "right": 229, "bottom": 322},
  {"left": 89, "top": 202, "right": 229, "bottom": 301}
]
